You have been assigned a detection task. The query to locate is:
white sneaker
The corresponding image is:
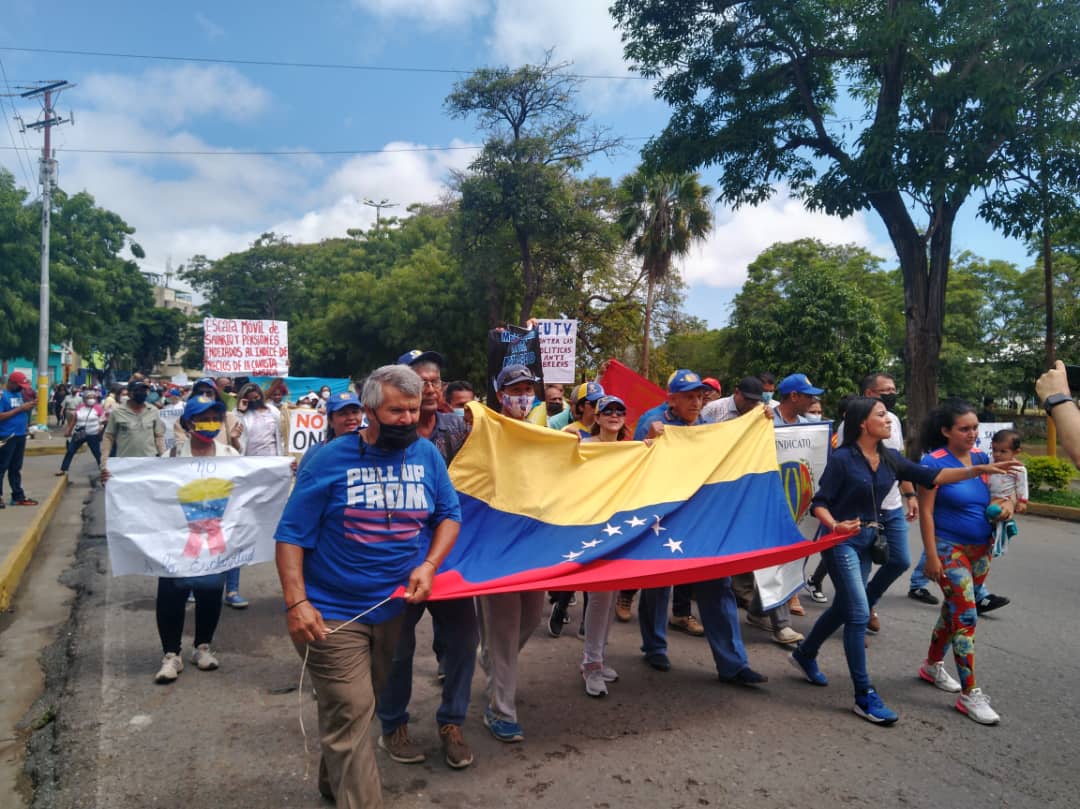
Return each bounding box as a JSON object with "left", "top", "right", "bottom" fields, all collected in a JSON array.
[
  {"left": 600, "top": 664, "right": 619, "bottom": 683},
  {"left": 582, "top": 662, "right": 608, "bottom": 697},
  {"left": 956, "top": 688, "right": 1000, "bottom": 725},
  {"left": 773, "top": 626, "right": 804, "bottom": 645},
  {"left": 154, "top": 652, "right": 184, "bottom": 684},
  {"left": 919, "top": 659, "right": 961, "bottom": 692},
  {"left": 191, "top": 643, "right": 219, "bottom": 671}
]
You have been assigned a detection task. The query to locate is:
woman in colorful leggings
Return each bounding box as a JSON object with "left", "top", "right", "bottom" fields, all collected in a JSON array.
[{"left": 916, "top": 399, "right": 1018, "bottom": 725}]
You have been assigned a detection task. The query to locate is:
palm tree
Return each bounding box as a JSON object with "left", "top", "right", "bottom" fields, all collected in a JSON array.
[{"left": 617, "top": 169, "right": 714, "bottom": 379}]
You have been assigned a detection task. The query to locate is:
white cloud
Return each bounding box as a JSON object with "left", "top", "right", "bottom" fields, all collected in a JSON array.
[
  {"left": 350, "top": 0, "right": 489, "bottom": 25},
  {"left": 81, "top": 65, "right": 270, "bottom": 128},
  {"left": 678, "top": 189, "right": 892, "bottom": 288},
  {"left": 195, "top": 12, "right": 225, "bottom": 41}
]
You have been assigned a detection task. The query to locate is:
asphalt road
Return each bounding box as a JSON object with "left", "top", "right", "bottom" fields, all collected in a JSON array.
[{"left": 23, "top": 489, "right": 1080, "bottom": 809}]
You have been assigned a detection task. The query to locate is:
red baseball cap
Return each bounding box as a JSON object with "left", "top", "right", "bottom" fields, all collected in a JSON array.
[{"left": 8, "top": 371, "right": 28, "bottom": 385}]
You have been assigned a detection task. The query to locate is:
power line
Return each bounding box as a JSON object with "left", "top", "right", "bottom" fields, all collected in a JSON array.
[
  {"left": 0, "top": 46, "right": 652, "bottom": 82},
  {"left": 0, "top": 57, "right": 39, "bottom": 191}
]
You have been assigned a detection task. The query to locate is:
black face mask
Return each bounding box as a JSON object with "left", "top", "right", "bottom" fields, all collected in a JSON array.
[
  {"left": 375, "top": 421, "right": 418, "bottom": 450},
  {"left": 879, "top": 393, "right": 898, "bottom": 412},
  {"left": 546, "top": 401, "right": 563, "bottom": 416},
  {"left": 131, "top": 390, "right": 149, "bottom": 404},
  {"left": 248, "top": 398, "right": 265, "bottom": 409}
]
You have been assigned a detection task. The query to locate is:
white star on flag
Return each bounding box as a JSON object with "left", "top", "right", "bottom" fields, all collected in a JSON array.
[
  {"left": 663, "top": 538, "right": 684, "bottom": 553},
  {"left": 581, "top": 539, "right": 602, "bottom": 549},
  {"left": 652, "top": 515, "right": 667, "bottom": 536},
  {"left": 602, "top": 523, "right": 622, "bottom": 536},
  {"left": 562, "top": 550, "right": 584, "bottom": 561},
  {"left": 625, "top": 515, "right": 646, "bottom": 528}
]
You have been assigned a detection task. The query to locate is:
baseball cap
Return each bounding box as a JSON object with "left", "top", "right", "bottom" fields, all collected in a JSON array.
[
  {"left": 7, "top": 371, "right": 28, "bottom": 385},
  {"left": 777, "top": 373, "right": 824, "bottom": 396},
  {"left": 735, "top": 376, "right": 764, "bottom": 401},
  {"left": 183, "top": 395, "right": 225, "bottom": 422},
  {"left": 667, "top": 369, "right": 709, "bottom": 394},
  {"left": 496, "top": 364, "right": 538, "bottom": 390},
  {"left": 397, "top": 349, "right": 445, "bottom": 367},
  {"left": 595, "top": 395, "right": 626, "bottom": 414},
  {"left": 326, "top": 391, "right": 361, "bottom": 414},
  {"left": 702, "top": 377, "right": 721, "bottom": 393},
  {"left": 570, "top": 380, "right": 605, "bottom": 404}
]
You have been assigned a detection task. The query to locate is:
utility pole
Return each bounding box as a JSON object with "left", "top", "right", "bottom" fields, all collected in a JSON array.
[
  {"left": 362, "top": 197, "right": 397, "bottom": 228},
  {"left": 17, "top": 80, "right": 74, "bottom": 428}
]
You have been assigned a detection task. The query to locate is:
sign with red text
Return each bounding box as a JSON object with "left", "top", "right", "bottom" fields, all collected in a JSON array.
[
  {"left": 203, "top": 317, "right": 289, "bottom": 376},
  {"left": 536, "top": 319, "right": 578, "bottom": 383}
]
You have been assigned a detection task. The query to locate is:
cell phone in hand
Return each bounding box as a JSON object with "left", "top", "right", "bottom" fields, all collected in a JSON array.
[{"left": 1066, "top": 364, "right": 1080, "bottom": 392}]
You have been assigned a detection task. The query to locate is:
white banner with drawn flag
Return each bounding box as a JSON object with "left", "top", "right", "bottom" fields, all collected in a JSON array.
[
  {"left": 105, "top": 456, "right": 293, "bottom": 577},
  {"left": 756, "top": 422, "right": 832, "bottom": 609}
]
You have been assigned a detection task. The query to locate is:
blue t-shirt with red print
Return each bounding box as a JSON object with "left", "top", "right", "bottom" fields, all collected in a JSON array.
[{"left": 921, "top": 448, "right": 993, "bottom": 546}]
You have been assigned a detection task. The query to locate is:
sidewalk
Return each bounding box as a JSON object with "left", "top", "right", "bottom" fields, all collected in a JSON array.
[{"left": 0, "top": 449, "right": 85, "bottom": 610}]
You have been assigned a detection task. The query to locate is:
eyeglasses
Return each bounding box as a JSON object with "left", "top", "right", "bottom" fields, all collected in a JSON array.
[{"left": 420, "top": 379, "right": 442, "bottom": 389}]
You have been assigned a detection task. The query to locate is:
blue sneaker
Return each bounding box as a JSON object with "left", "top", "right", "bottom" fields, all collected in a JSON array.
[
  {"left": 224, "top": 591, "right": 249, "bottom": 609},
  {"left": 853, "top": 688, "right": 898, "bottom": 725},
  {"left": 483, "top": 706, "right": 524, "bottom": 743},
  {"left": 789, "top": 647, "right": 828, "bottom": 686}
]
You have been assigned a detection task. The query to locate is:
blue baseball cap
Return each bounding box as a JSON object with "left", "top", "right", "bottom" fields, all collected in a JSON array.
[
  {"left": 667, "top": 369, "right": 709, "bottom": 394},
  {"left": 325, "top": 391, "right": 361, "bottom": 414},
  {"left": 777, "top": 373, "right": 824, "bottom": 396},
  {"left": 397, "top": 349, "right": 445, "bottom": 367},
  {"left": 595, "top": 395, "right": 626, "bottom": 414},
  {"left": 570, "top": 380, "right": 605, "bottom": 404},
  {"left": 496, "top": 364, "right": 538, "bottom": 390},
  {"left": 183, "top": 395, "right": 225, "bottom": 422}
]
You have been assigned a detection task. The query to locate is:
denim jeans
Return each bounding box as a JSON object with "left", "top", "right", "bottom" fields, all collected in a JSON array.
[
  {"left": 0, "top": 434, "right": 27, "bottom": 501},
  {"left": 225, "top": 566, "right": 241, "bottom": 594},
  {"left": 865, "top": 506, "right": 910, "bottom": 607},
  {"left": 911, "top": 548, "right": 989, "bottom": 602},
  {"left": 378, "top": 597, "right": 478, "bottom": 732},
  {"left": 60, "top": 431, "right": 102, "bottom": 471},
  {"left": 799, "top": 526, "right": 875, "bottom": 693},
  {"left": 640, "top": 580, "right": 749, "bottom": 678}
]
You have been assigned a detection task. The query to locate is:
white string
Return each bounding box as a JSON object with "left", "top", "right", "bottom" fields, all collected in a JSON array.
[{"left": 296, "top": 593, "right": 397, "bottom": 771}]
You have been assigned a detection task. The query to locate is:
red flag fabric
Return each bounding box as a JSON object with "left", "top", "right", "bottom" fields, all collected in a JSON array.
[{"left": 598, "top": 358, "right": 666, "bottom": 432}]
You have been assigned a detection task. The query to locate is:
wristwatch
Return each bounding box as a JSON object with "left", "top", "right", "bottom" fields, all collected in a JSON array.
[{"left": 1043, "top": 393, "right": 1073, "bottom": 413}]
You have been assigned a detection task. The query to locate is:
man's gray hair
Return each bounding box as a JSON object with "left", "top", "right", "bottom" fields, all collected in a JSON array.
[{"left": 361, "top": 365, "right": 423, "bottom": 409}]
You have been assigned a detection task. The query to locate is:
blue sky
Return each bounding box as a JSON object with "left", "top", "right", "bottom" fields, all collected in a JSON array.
[{"left": 0, "top": 1, "right": 1033, "bottom": 329}]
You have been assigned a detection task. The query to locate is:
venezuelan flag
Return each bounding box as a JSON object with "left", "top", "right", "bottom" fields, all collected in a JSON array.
[{"left": 427, "top": 404, "right": 844, "bottom": 599}]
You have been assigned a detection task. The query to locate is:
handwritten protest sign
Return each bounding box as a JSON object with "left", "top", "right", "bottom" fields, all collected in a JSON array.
[
  {"left": 105, "top": 456, "right": 293, "bottom": 577},
  {"left": 975, "top": 422, "right": 1014, "bottom": 452},
  {"left": 203, "top": 317, "right": 289, "bottom": 376},
  {"left": 157, "top": 403, "right": 186, "bottom": 452},
  {"left": 536, "top": 319, "right": 578, "bottom": 383},
  {"left": 756, "top": 421, "right": 832, "bottom": 609},
  {"left": 288, "top": 408, "right": 326, "bottom": 455},
  {"left": 485, "top": 325, "right": 544, "bottom": 412}
]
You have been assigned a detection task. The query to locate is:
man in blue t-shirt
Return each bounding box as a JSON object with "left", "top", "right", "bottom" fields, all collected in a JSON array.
[
  {"left": 275, "top": 364, "right": 461, "bottom": 807},
  {"left": 0, "top": 372, "right": 41, "bottom": 508}
]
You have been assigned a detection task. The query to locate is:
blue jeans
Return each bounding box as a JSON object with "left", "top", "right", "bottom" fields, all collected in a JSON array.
[
  {"left": 865, "top": 507, "right": 910, "bottom": 607},
  {"left": 800, "top": 527, "right": 874, "bottom": 693},
  {"left": 639, "top": 580, "right": 749, "bottom": 678},
  {"left": 0, "top": 434, "right": 28, "bottom": 501},
  {"left": 911, "top": 548, "right": 989, "bottom": 601},
  {"left": 378, "top": 597, "right": 478, "bottom": 732},
  {"left": 225, "top": 566, "right": 241, "bottom": 593}
]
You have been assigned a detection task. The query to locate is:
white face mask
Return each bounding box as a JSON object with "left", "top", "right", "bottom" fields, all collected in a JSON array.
[
  {"left": 805, "top": 413, "right": 822, "bottom": 422},
  {"left": 119, "top": 395, "right": 130, "bottom": 404},
  {"left": 320, "top": 390, "right": 331, "bottom": 400},
  {"left": 84, "top": 398, "right": 98, "bottom": 406}
]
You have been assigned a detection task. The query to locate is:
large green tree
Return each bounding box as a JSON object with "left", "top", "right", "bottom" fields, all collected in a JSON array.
[
  {"left": 612, "top": 0, "right": 1080, "bottom": 440},
  {"left": 616, "top": 169, "right": 713, "bottom": 377}
]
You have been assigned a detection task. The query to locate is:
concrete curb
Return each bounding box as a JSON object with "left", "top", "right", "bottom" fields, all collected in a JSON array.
[
  {"left": 0, "top": 475, "right": 68, "bottom": 611},
  {"left": 1027, "top": 501, "right": 1080, "bottom": 522}
]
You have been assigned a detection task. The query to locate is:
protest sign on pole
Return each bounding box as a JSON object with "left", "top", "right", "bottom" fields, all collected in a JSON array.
[
  {"left": 105, "top": 456, "right": 293, "bottom": 577},
  {"left": 756, "top": 422, "right": 832, "bottom": 609},
  {"left": 535, "top": 319, "right": 578, "bottom": 384},
  {"left": 974, "top": 422, "right": 1014, "bottom": 452},
  {"left": 288, "top": 408, "right": 327, "bottom": 455},
  {"left": 485, "top": 325, "right": 544, "bottom": 412},
  {"left": 157, "top": 403, "right": 186, "bottom": 452},
  {"left": 203, "top": 317, "right": 289, "bottom": 376}
]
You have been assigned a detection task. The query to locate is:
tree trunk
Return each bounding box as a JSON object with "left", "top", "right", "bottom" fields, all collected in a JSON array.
[{"left": 641, "top": 270, "right": 656, "bottom": 379}]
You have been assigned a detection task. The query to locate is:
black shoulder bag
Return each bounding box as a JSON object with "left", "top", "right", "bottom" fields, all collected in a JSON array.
[{"left": 858, "top": 446, "right": 891, "bottom": 566}]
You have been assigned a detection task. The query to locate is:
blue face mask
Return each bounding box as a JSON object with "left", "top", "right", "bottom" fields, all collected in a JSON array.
[
  {"left": 453, "top": 407, "right": 466, "bottom": 417},
  {"left": 761, "top": 392, "right": 774, "bottom": 403}
]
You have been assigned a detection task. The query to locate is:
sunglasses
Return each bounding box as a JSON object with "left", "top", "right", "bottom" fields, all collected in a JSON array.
[{"left": 600, "top": 408, "right": 627, "bottom": 417}]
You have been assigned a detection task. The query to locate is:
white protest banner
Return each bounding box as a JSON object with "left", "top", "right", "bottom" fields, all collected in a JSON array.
[
  {"left": 288, "top": 408, "right": 326, "bottom": 455},
  {"left": 105, "top": 456, "right": 293, "bottom": 577},
  {"left": 536, "top": 319, "right": 578, "bottom": 384},
  {"left": 756, "top": 421, "right": 832, "bottom": 609},
  {"left": 203, "top": 317, "right": 289, "bottom": 376},
  {"left": 157, "top": 403, "right": 186, "bottom": 452},
  {"left": 974, "top": 422, "right": 1014, "bottom": 452}
]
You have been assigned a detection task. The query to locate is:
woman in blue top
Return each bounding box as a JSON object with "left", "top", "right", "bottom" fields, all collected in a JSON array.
[
  {"left": 789, "top": 397, "right": 1018, "bottom": 725},
  {"left": 916, "top": 400, "right": 1015, "bottom": 725}
]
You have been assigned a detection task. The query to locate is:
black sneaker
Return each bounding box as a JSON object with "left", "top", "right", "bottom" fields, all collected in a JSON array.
[
  {"left": 720, "top": 666, "right": 769, "bottom": 686},
  {"left": 547, "top": 602, "right": 567, "bottom": 637},
  {"left": 908, "top": 587, "right": 940, "bottom": 606},
  {"left": 976, "top": 594, "right": 1010, "bottom": 615}
]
